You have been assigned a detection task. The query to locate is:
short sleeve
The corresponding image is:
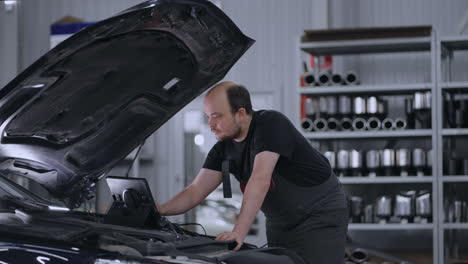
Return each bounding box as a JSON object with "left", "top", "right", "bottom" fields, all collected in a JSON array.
[
  {"left": 202, "top": 141, "right": 224, "bottom": 171},
  {"left": 254, "top": 111, "right": 295, "bottom": 158}
]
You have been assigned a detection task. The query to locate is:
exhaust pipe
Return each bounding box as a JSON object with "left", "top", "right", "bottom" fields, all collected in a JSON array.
[
  {"left": 341, "top": 117, "right": 353, "bottom": 131},
  {"left": 345, "top": 71, "right": 359, "bottom": 85},
  {"left": 327, "top": 118, "right": 341, "bottom": 131},
  {"left": 303, "top": 72, "right": 316, "bottom": 86},
  {"left": 301, "top": 118, "right": 314, "bottom": 132},
  {"left": 331, "top": 73, "right": 343, "bottom": 85},
  {"left": 352, "top": 117, "right": 367, "bottom": 131},
  {"left": 394, "top": 117, "right": 407, "bottom": 130},
  {"left": 350, "top": 248, "right": 369, "bottom": 263},
  {"left": 366, "top": 117, "right": 382, "bottom": 130},
  {"left": 314, "top": 118, "right": 328, "bottom": 131},
  {"left": 382, "top": 118, "right": 395, "bottom": 130},
  {"left": 318, "top": 72, "right": 331, "bottom": 86}
]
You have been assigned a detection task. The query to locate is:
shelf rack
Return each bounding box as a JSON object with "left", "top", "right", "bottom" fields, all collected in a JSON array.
[{"left": 293, "top": 26, "right": 445, "bottom": 263}]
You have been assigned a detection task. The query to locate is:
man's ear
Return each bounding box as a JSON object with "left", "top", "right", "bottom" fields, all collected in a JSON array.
[{"left": 237, "top": 108, "right": 247, "bottom": 120}]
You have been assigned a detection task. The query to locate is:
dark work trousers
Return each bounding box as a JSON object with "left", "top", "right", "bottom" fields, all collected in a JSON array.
[{"left": 261, "top": 172, "right": 348, "bottom": 264}]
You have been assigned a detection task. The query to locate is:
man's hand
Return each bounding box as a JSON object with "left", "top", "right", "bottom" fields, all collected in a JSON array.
[{"left": 215, "top": 231, "right": 245, "bottom": 251}]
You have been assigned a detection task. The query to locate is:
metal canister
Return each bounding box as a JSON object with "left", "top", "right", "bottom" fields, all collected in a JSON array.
[
  {"left": 304, "top": 97, "right": 316, "bottom": 117},
  {"left": 366, "top": 150, "right": 380, "bottom": 169},
  {"left": 364, "top": 204, "right": 374, "bottom": 223},
  {"left": 413, "top": 148, "right": 426, "bottom": 176},
  {"left": 350, "top": 196, "right": 363, "bottom": 223},
  {"left": 394, "top": 191, "right": 416, "bottom": 218},
  {"left": 426, "top": 149, "right": 433, "bottom": 169},
  {"left": 381, "top": 149, "right": 395, "bottom": 166},
  {"left": 324, "top": 151, "right": 336, "bottom": 169},
  {"left": 338, "top": 96, "right": 352, "bottom": 116},
  {"left": 415, "top": 191, "right": 431, "bottom": 218},
  {"left": 366, "top": 96, "right": 378, "bottom": 115},
  {"left": 396, "top": 149, "right": 411, "bottom": 176},
  {"left": 326, "top": 96, "right": 338, "bottom": 116},
  {"left": 375, "top": 196, "right": 392, "bottom": 219},
  {"left": 349, "top": 149, "right": 363, "bottom": 176},
  {"left": 318, "top": 96, "right": 328, "bottom": 116},
  {"left": 414, "top": 92, "right": 426, "bottom": 109},
  {"left": 353, "top": 97, "right": 366, "bottom": 115}
]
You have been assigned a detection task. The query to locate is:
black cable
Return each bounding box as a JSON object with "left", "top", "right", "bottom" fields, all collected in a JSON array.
[
  {"left": 177, "top": 223, "right": 207, "bottom": 236},
  {"left": 260, "top": 243, "right": 268, "bottom": 248},
  {"left": 125, "top": 141, "right": 145, "bottom": 178}
]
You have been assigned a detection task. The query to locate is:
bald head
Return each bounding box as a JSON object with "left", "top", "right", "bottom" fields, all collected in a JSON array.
[
  {"left": 205, "top": 81, "right": 253, "bottom": 115},
  {"left": 204, "top": 82, "right": 253, "bottom": 141}
]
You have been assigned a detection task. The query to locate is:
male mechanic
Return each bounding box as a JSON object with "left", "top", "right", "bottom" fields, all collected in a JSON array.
[{"left": 158, "top": 81, "right": 348, "bottom": 264}]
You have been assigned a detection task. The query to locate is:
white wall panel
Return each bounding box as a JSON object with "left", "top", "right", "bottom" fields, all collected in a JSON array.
[
  {"left": 329, "top": 0, "right": 468, "bottom": 85},
  {"left": 0, "top": 3, "right": 19, "bottom": 88}
]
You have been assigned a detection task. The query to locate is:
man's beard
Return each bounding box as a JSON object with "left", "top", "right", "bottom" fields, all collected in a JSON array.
[{"left": 218, "top": 125, "right": 242, "bottom": 141}]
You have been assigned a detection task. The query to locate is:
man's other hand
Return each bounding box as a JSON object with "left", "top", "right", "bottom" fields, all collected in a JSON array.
[{"left": 215, "top": 231, "right": 244, "bottom": 251}]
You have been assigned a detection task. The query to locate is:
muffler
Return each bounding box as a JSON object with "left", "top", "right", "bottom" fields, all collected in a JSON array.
[
  {"left": 313, "top": 118, "right": 328, "bottom": 131},
  {"left": 345, "top": 71, "right": 359, "bottom": 85},
  {"left": 318, "top": 72, "right": 331, "bottom": 86},
  {"left": 381, "top": 118, "right": 395, "bottom": 130},
  {"left": 327, "top": 118, "right": 341, "bottom": 131},
  {"left": 301, "top": 118, "right": 314, "bottom": 132},
  {"left": 366, "top": 117, "right": 381, "bottom": 130},
  {"left": 331, "top": 73, "right": 343, "bottom": 85},
  {"left": 303, "top": 72, "right": 316, "bottom": 86},
  {"left": 352, "top": 117, "right": 367, "bottom": 131},
  {"left": 341, "top": 117, "right": 353, "bottom": 131},
  {"left": 394, "top": 117, "right": 407, "bottom": 130}
]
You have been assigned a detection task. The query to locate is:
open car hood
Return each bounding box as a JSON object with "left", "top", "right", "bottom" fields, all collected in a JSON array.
[{"left": 0, "top": 0, "right": 254, "bottom": 207}]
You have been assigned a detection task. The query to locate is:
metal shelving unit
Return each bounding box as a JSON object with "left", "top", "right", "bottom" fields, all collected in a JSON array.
[
  {"left": 349, "top": 223, "right": 434, "bottom": 231},
  {"left": 444, "top": 223, "right": 468, "bottom": 230},
  {"left": 441, "top": 129, "right": 468, "bottom": 136},
  {"left": 339, "top": 177, "right": 433, "bottom": 184},
  {"left": 304, "top": 130, "right": 432, "bottom": 139},
  {"left": 442, "top": 176, "right": 468, "bottom": 182},
  {"left": 295, "top": 27, "right": 440, "bottom": 263},
  {"left": 440, "top": 82, "right": 468, "bottom": 90},
  {"left": 300, "top": 37, "right": 431, "bottom": 55},
  {"left": 299, "top": 83, "right": 431, "bottom": 95},
  {"left": 437, "top": 35, "right": 468, "bottom": 263}
]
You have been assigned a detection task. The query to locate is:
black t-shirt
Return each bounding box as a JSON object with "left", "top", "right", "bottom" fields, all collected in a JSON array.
[{"left": 202, "top": 110, "right": 331, "bottom": 186}]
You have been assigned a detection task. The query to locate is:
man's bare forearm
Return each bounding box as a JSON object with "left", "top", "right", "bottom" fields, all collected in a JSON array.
[
  {"left": 159, "top": 168, "right": 223, "bottom": 216},
  {"left": 159, "top": 184, "right": 203, "bottom": 215},
  {"left": 233, "top": 175, "right": 270, "bottom": 238}
]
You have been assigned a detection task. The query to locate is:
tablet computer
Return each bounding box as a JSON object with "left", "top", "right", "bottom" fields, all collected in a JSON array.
[{"left": 105, "top": 176, "right": 161, "bottom": 228}]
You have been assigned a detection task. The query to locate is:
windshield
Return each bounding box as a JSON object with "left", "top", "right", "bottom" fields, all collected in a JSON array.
[{"left": 0, "top": 174, "right": 63, "bottom": 206}]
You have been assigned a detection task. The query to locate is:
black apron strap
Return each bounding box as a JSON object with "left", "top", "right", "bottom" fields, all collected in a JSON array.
[{"left": 222, "top": 160, "right": 232, "bottom": 198}]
